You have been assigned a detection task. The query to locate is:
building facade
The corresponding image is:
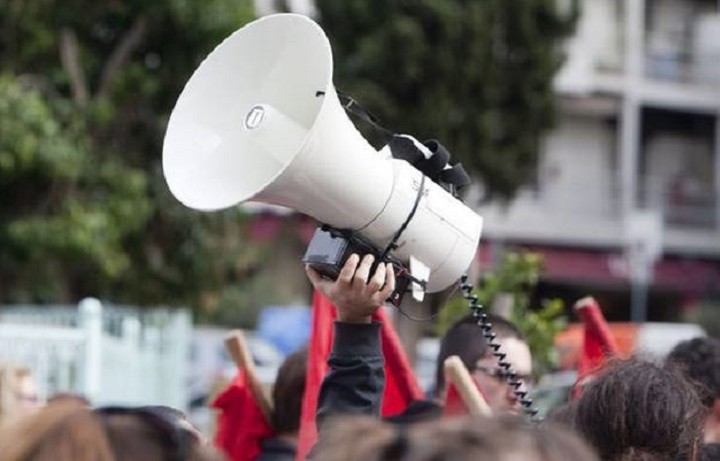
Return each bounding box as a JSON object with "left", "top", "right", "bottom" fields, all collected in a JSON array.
[{"left": 477, "top": 0, "right": 720, "bottom": 320}]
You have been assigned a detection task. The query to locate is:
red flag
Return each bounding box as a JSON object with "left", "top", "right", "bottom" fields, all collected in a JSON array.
[
  {"left": 443, "top": 379, "right": 469, "bottom": 417},
  {"left": 573, "top": 296, "right": 620, "bottom": 396},
  {"left": 296, "top": 291, "right": 424, "bottom": 460},
  {"left": 442, "top": 356, "right": 492, "bottom": 418},
  {"left": 378, "top": 308, "right": 426, "bottom": 416},
  {"left": 212, "top": 369, "right": 274, "bottom": 461}
]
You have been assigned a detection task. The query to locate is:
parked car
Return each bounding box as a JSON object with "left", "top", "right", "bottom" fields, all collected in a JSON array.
[
  {"left": 415, "top": 337, "right": 440, "bottom": 395},
  {"left": 188, "top": 327, "right": 284, "bottom": 407}
]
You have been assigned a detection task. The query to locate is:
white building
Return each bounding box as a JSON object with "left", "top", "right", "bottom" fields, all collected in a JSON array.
[
  {"left": 253, "top": 0, "right": 720, "bottom": 319},
  {"left": 477, "top": 0, "right": 720, "bottom": 320}
]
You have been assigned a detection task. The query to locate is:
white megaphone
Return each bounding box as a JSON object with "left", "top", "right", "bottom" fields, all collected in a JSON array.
[{"left": 163, "top": 13, "right": 483, "bottom": 295}]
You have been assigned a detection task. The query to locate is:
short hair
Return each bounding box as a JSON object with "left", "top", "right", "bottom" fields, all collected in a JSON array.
[
  {"left": 434, "top": 313, "right": 524, "bottom": 396},
  {"left": 667, "top": 337, "right": 720, "bottom": 407},
  {"left": 0, "top": 400, "right": 222, "bottom": 461},
  {"left": 575, "top": 358, "right": 705, "bottom": 461},
  {"left": 47, "top": 392, "right": 90, "bottom": 406},
  {"left": 271, "top": 347, "right": 307, "bottom": 435},
  {"left": 313, "top": 414, "right": 599, "bottom": 461},
  {"left": 406, "top": 416, "right": 598, "bottom": 461}
]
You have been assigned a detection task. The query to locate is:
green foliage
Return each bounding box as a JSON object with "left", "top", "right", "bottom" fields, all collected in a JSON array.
[
  {"left": 0, "top": 76, "right": 151, "bottom": 294},
  {"left": 0, "top": 0, "right": 259, "bottom": 308},
  {"left": 316, "top": 0, "right": 578, "bottom": 200},
  {"left": 0, "top": 76, "right": 83, "bottom": 179},
  {"left": 436, "top": 251, "right": 566, "bottom": 375},
  {"left": 0, "top": 0, "right": 578, "bottom": 323},
  {"left": 684, "top": 301, "right": 720, "bottom": 338}
]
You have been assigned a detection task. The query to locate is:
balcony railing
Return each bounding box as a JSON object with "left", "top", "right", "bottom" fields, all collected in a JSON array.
[
  {"left": 645, "top": 45, "right": 720, "bottom": 86},
  {"left": 641, "top": 176, "right": 718, "bottom": 230},
  {"left": 644, "top": 9, "right": 720, "bottom": 86},
  {"left": 571, "top": 1, "right": 720, "bottom": 87},
  {"left": 504, "top": 170, "right": 718, "bottom": 232}
]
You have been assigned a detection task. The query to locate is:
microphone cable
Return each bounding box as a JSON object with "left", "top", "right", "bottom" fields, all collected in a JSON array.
[{"left": 459, "top": 274, "right": 541, "bottom": 422}]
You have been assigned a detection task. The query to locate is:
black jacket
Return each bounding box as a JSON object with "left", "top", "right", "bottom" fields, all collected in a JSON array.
[
  {"left": 255, "top": 438, "right": 296, "bottom": 461},
  {"left": 316, "top": 321, "right": 385, "bottom": 429}
]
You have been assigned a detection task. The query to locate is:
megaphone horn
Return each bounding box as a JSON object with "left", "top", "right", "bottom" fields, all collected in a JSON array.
[{"left": 162, "top": 13, "right": 483, "bottom": 295}]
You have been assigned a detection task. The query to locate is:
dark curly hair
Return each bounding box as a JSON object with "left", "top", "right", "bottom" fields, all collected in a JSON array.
[
  {"left": 575, "top": 358, "right": 705, "bottom": 461},
  {"left": 667, "top": 337, "right": 720, "bottom": 408}
]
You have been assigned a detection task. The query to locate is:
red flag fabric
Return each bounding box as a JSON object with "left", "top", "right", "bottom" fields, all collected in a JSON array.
[
  {"left": 212, "top": 369, "right": 274, "bottom": 461},
  {"left": 296, "top": 291, "right": 424, "bottom": 460},
  {"left": 443, "top": 379, "right": 469, "bottom": 417},
  {"left": 378, "top": 308, "right": 426, "bottom": 416},
  {"left": 442, "top": 357, "right": 492, "bottom": 418},
  {"left": 574, "top": 296, "right": 620, "bottom": 396},
  {"left": 295, "top": 292, "right": 335, "bottom": 461}
]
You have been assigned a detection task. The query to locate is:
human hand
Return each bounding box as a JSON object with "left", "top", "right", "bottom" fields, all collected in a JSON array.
[{"left": 305, "top": 253, "right": 395, "bottom": 324}]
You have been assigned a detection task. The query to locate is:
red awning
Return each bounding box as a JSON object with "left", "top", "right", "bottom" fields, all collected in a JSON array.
[{"left": 489, "top": 244, "right": 720, "bottom": 296}]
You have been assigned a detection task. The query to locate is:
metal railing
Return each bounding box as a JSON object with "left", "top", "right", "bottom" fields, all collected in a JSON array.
[{"left": 0, "top": 298, "right": 191, "bottom": 410}]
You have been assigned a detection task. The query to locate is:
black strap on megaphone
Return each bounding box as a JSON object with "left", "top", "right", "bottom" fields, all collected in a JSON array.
[
  {"left": 388, "top": 135, "right": 471, "bottom": 194},
  {"left": 323, "top": 90, "right": 395, "bottom": 140},
  {"left": 331, "top": 91, "right": 471, "bottom": 194}
]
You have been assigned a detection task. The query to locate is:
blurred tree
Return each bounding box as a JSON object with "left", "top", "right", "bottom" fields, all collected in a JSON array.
[
  {"left": 315, "top": 0, "right": 578, "bottom": 200},
  {"left": 0, "top": 0, "right": 275, "bottom": 313},
  {"left": 684, "top": 301, "right": 720, "bottom": 338},
  {"left": 0, "top": 76, "right": 150, "bottom": 300},
  {"left": 435, "top": 251, "right": 566, "bottom": 376}
]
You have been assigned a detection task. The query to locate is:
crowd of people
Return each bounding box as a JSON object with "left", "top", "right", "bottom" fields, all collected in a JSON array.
[{"left": 1, "top": 252, "right": 719, "bottom": 461}]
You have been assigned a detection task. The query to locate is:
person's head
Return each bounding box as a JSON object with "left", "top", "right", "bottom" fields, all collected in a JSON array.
[
  {"left": 434, "top": 313, "right": 532, "bottom": 415},
  {"left": 47, "top": 392, "right": 91, "bottom": 406},
  {"left": 668, "top": 338, "right": 720, "bottom": 408},
  {"left": 137, "top": 405, "right": 206, "bottom": 444},
  {"left": 667, "top": 337, "right": 720, "bottom": 443},
  {"left": 407, "top": 416, "right": 598, "bottom": 461},
  {"left": 575, "top": 357, "right": 705, "bottom": 461},
  {"left": 0, "top": 363, "right": 41, "bottom": 424},
  {"left": 0, "top": 400, "right": 222, "bottom": 461},
  {"left": 271, "top": 347, "right": 307, "bottom": 437},
  {"left": 313, "top": 414, "right": 599, "bottom": 461}
]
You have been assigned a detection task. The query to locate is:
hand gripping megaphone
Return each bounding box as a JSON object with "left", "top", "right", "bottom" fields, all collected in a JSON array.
[{"left": 162, "top": 13, "right": 483, "bottom": 302}]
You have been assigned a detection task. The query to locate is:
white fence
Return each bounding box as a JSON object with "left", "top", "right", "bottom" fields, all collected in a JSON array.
[{"left": 0, "top": 298, "right": 191, "bottom": 411}]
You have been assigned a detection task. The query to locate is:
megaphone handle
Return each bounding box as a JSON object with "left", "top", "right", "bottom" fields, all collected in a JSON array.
[{"left": 302, "top": 226, "right": 412, "bottom": 306}]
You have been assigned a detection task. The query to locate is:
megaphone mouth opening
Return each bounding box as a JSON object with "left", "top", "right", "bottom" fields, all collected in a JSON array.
[{"left": 162, "top": 14, "right": 334, "bottom": 211}]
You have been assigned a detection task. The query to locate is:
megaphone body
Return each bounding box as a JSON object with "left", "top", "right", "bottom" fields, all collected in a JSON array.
[{"left": 163, "top": 14, "right": 483, "bottom": 293}]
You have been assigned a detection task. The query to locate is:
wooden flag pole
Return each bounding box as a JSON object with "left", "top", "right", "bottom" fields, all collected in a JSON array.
[{"left": 224, "top": 329, "right": 274, "bottom": 421}]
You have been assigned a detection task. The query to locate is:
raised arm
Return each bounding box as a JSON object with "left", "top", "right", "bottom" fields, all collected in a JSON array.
[{"left": 305, "top": 254, "right": 395, "bottom": 426}]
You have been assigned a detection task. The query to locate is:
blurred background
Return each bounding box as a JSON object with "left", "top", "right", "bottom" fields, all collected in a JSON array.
[{"left": 1, "top": 0, "right": 719, "bottom": 431}]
